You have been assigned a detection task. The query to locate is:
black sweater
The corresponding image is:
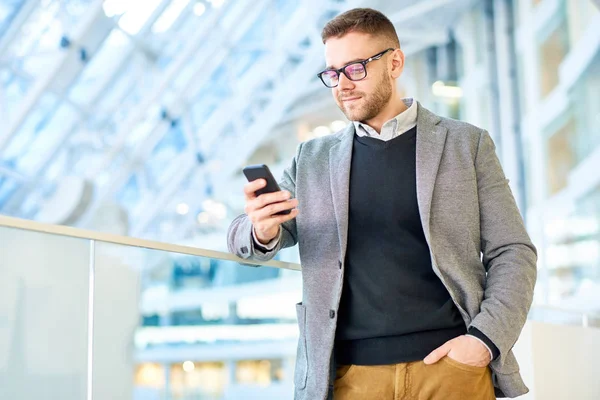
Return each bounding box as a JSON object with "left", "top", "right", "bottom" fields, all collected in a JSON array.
[{"left": 334, "top": 127, "right": 468, "bottom": 365}]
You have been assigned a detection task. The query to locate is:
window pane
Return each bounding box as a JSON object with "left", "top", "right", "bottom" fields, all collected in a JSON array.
[{"left": 539, "top": 17, "right": 570, "bottom": 98}]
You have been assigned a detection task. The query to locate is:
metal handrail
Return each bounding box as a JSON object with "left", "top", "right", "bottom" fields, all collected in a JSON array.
[{"left": 0, "top": 215, "right": 301, "bottom": 271}]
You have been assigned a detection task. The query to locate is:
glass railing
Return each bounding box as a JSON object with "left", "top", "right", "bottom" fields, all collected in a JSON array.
[{"left": 0, "top": 215, "right": 302, "bottom": 400}]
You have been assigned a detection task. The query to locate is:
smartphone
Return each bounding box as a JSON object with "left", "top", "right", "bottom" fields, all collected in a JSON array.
[{"left": 242, "top": 164, "right": 291, "bottom": 215}]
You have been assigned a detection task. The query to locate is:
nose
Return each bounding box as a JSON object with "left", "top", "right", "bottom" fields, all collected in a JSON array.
[{"left": 337, "top": 72, "right": 355, "bottom": 91}]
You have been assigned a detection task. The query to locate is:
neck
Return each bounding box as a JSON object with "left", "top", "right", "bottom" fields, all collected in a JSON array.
[{"left": 363, "top": 95, "right": 408, "bottom": 134}]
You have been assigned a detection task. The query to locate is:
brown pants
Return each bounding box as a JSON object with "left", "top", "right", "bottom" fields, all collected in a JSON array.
[{"left": 333, "top": 357, "right": 496, "bottom": 400}]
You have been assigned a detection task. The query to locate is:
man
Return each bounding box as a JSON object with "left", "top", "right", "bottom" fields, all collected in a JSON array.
[{"left": 227, "top": 8, "right": 537, "bottom": 400}]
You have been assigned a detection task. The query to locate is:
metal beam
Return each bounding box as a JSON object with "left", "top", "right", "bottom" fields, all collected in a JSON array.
[
  {"left": 78, "top": 0, "right": 270, "bottom": 229},
  {"left": 0, "top": 1, "right": 180, "bottom": 214},
  {"left": 0, "top": 0, "right": 41, "bottom": 57},
  {"left": 88, "top": 0, "right": 263, "bottom": 178},
  {"left": 0, "top": 166, "right": 26, "bottom": 181},
  {"left": 130, "top": 2, "right": 340, "bottom": 236},
  {"left": 388, "top": 0, "right": 456, "bottom": 24},
  {"left": 396, "top": 29, "right": 448, "bottom": 44},
  {"left": 185, "top": 6, "right": 318, "bottom": 153},
  {"left": 0, "top": 51, "right": 139, "bottom": 214},
  {"left": 133, "top": 43, "right": 344, "bottom": 236},
  {"left": 0, "top": 0, "right": 111, "bottom": 153},
  {"left": 495, "top": 0, "right": 529, "bottom": 219}
]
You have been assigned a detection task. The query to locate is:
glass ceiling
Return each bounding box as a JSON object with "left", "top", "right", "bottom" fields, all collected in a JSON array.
[
  {"left": 0, "top": 0, "right": 466, "bottom": 242},
  {"left": 0, "top": 0, "right": 345, "bottom": 239}
]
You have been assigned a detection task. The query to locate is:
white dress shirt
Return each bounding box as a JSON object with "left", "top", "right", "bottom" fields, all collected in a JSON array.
[{"left": 353, "top": 97, "right": 417, "bottom": 140}]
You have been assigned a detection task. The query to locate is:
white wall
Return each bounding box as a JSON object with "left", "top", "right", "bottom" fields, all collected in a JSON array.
[{"left": 513, "top": 320, "right": 600, "bottom": 400}]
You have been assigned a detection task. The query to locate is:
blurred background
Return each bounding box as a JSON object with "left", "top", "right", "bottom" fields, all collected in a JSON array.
[{"left": 0, "top": 0, "right": 598, "bottom": 399}]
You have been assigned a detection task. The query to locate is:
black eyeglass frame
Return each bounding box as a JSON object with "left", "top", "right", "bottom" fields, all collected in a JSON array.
[{"left": 317, "top": 48, "right": 395, "bottom": 88}]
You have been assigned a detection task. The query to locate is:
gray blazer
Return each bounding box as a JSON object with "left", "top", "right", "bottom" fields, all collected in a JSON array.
[{"left": 227, "top": 102, "right": 537, "bottom": 399}]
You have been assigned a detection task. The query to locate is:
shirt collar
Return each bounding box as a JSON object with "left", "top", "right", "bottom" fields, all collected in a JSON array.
[{"left": 352, "top": 97, "right": 417, "bottom": 139}]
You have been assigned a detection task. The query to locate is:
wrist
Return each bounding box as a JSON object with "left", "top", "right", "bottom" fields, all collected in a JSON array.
[
  {"left": 467, "top": 327, "right": 500, "bottom": 361},
  {"left": 465, "top": 334, "right": 492, "bottom": 360},
  {"left": 252, "top": 226, "right": 281, "bottom": 251},
  {"left": 254, "top": 227, "right": 277, "bottom": 244}
]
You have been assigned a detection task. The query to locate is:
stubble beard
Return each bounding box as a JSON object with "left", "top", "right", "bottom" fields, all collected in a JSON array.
[{"left": 338, "top": 71, "right": 392, "bottom": 122}]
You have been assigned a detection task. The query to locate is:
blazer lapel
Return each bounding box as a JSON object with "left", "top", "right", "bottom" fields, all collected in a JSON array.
[
  {"left": 329, "top": 124, "right": 355, "bottom": 259},
  {"left": 415, "top": 102, "right": 448, "bottom": 245}
]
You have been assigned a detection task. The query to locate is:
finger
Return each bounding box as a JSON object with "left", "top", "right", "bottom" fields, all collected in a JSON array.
[
  {"left": 246, "top": 191, "right": 290, "bottom": 215},
  {"left": 423, "top": 341, "right": 452, "bottom": 364},
  {"left": 269, "top": 208, "right": 299, "bottom": 225},
  {"left": 255, "top": 199, "right": 298, "bottom": 220},
  {"left": 255, "top": 190, "right": 291, "bottom": 208},
  {"left": 243, "top": 179, "right": 267, "bottom": 200},
  {"left": 248, "top": 198, "right": 295, "bottom": 224},
  {"left": 252, "top": 208, "right": 298, "bottom": 235}
]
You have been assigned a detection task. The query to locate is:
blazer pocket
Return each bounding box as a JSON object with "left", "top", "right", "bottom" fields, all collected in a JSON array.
[{"left": 294, "top": 302, "right": 308, "bottom": 390}]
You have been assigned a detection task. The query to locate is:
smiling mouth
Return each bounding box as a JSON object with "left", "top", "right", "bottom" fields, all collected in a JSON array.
[{"left": 342, "top": 97, "right": 361, "bottom": 103}]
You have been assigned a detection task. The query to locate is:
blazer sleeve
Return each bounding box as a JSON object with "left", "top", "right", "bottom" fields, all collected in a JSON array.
[
  {"left": 468, "top": 130, "right": 538, "bottom": 367},
  {"left": 226, "top": 142, "right": 303, "bottom": 263}
]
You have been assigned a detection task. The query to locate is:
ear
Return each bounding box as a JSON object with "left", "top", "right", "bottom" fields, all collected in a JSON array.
[{"left": 390, "top": 49, "right": 405, "bottom": 79}]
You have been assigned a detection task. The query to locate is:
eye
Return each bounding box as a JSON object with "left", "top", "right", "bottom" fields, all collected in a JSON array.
[
  {"left": 345, "top": 63, "right": 365, "bottom": 79},
  {"left": 322, "top": 70, "right": 338, "bottom": 79}
]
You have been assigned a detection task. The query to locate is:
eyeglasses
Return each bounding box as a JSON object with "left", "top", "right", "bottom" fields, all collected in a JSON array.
[{"left": 317, "top": 48, "right": 395, "bottom": 88}]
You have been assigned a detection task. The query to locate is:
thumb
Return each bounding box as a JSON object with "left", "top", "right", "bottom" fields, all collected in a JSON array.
[{"left": 423, "top": 341, "right": 452, "bottom": 365}]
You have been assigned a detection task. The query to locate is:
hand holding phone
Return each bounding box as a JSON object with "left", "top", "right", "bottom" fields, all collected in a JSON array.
[{"left": 242, "top": 164, "right": 299, "bottom": 244}]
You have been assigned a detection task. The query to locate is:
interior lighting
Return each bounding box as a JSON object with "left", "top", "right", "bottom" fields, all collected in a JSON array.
[
  {"left": 432, "top": 80, "right": 463, "bottom": 99},
  {"left": 193, "top": 2, "right": 206, "bottom": 16},
  {"left": 176, "top": 203, "right": 190, "bottom": 215},
  {"left": 330, "top": 120, "right": 347, "bottom": 132},
  {"left": 152, "top": 0, "right": 190, "bottom": 33},
  {"left": 183, "top": 361, "right": 195, "bottom": 372},
  {"left": 197, "top": 212, "right": 211, "bottom": 224},
  {"left": 209, "top": 0, "right": 225, "bottom": 8},
  {"left": 313, "top": 126, "right": 331, "bottom": 137}
]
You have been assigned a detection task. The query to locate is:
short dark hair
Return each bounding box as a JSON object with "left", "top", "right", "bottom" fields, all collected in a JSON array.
[{"left": 321, "top": 8, "right": 400, "bottom": 48}]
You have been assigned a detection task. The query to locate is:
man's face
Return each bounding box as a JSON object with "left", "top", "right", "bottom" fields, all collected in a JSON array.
[{"left": 324, "top": 32, "right": 394, "bottom": 122}]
